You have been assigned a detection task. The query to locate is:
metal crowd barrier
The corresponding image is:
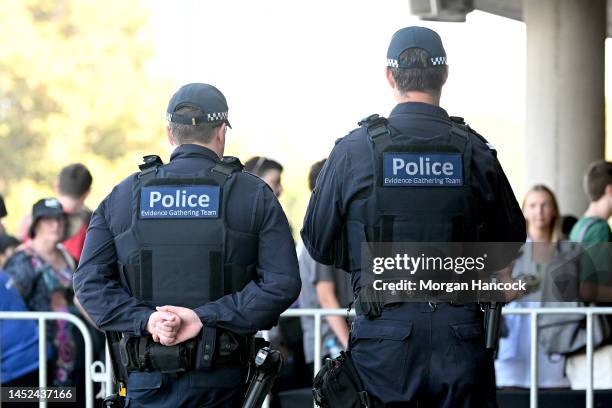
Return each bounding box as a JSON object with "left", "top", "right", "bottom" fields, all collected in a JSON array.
[
  {"left": 502, "top": 307, "right": 612, "bottom": 408},
  {"left": 287, "top": 306, "right": 612, "bottom": 408},
  {"left": 3, "top": 307, "right": 612, "bottom": 408},
  {"left": 0, "top": 311, "right": 94, "bottom": 408}
]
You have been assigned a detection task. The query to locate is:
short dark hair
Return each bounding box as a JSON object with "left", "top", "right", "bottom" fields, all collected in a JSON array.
[
  {"left": 244, "top": 156, "right": 283, "bottom": 177},
  {"left": 168, "top": 106, "right": 219, "bottom": 145},
  {"left": 58, "top": 163, "right": 92, "bottom": 198},
  {"left": 583, "top": 160, "right": 612, "bottom": 202},
  {"left": 389, "top": 48, "right": 447, "bottom": 94},
  {"left": 308, "top": 159, "right": 326, "bottom": 192}
]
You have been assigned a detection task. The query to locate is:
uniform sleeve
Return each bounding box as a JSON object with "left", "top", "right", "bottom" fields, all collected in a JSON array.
[
  {"left": 193, "top": 187, "right": 301, "bottom": 336},
  {"left": 475, "top": 150, "right": 526, "bottom": 269},
  {"left": 312, "top": 262, "right": 335, "bottom": 285},
  {"left": 73, "top": 193, "right": 154, "bottom": 335},
  {"left": 300, "top": 141, "right": 349, "bottom": 265}
]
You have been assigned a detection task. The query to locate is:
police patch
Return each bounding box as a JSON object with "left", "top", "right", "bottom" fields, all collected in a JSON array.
[
  {"left": 140, "top": 185, "right": 220, "bottom": 218},
  {"left": 383, "top": 153, "right": 463, "bottom": 187}
]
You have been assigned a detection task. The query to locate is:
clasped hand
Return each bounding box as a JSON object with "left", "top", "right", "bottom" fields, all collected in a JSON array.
[{"left": 146, "top": 305, "right": 203, "bottom": 346}]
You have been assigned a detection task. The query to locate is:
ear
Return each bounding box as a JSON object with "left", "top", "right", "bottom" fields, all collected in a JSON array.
[
  {"left": 385, "top": 67, "right": 396, "bottom": 90},
  {"left": 217, "top": 123, "right": 226, "bottom": 146},
  {"left": 441, "top": 65, "right": 449, "bottom": 86},
  {"left": 166, "top": 126, "right": 175, "bottom": 146},
  {"left": 606, "top": 184, "right": 612, "bottom": 196}
]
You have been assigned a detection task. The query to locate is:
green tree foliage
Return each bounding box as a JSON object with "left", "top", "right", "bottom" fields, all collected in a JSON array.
[{"left": 0, "top": 0, "right": 171, "bottom": 232}]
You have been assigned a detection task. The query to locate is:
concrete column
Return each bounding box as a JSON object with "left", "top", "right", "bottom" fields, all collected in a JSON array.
[{"left": 524, "top": 0, "right": 605, "bottom": 216}]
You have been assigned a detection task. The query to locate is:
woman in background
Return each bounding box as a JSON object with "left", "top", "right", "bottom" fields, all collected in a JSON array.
[
  {"left": 495, "top": 185, "right": 571, "bottom": 389},
  {"left": 4, "top": 198, "right": 77, "bottom": 388}
]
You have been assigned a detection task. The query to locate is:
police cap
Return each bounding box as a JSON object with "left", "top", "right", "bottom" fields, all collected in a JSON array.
[
  {"left": 166, "top": 83, "right": 232, "bottom": 128},
  {"left": 386, "top": 26, "right": 446, "bottom": 69}
]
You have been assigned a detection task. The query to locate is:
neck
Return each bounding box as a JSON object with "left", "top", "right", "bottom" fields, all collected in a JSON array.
[
  {"left": 184, "top": 142, "right": 223, "bottom": 159},
  {"left": 584, "top": 200, "right": 610, "bottom": 220},
  {"left": 528, "top": 227, "right": 551, "bottom": 243},
  {"left": 395, "top": 90, "right": 441, "bottom": 106},
  {"left": 58, "top": 195, "right": 81, "bottom": 214}
]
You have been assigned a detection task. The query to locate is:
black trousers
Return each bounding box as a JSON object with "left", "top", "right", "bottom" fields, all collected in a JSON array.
[
  {"left": 351, "top": 302, "right": 498, "bottom": 408},
  {"left": 125, "top": 367, "right": 243, "bottom": 408}
]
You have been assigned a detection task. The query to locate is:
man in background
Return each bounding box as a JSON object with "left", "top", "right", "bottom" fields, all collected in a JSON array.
[
  {"left": 18, "top": 163, "right": 93, "bottom": 262},
  {"left": 298, "top": 159, "right": 352, "bottom": 371},
  {"left": 244, "top": 156, "right": 284, "bottom": 197},
  {"left": 566, "top": 160, "right": 612, "bottom": 390}
]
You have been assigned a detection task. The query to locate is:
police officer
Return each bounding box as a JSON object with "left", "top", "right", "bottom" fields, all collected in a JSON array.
[
  {"left": 74, "top": 83, "right": 301, "bottom": 408},
  {"left": 301, "top": 27, "right": 526, "bottom": 407}
]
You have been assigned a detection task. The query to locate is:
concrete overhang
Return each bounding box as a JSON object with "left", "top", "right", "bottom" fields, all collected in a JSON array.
[{"left": 410, "top": 0, "right": 612, "bottom": 36}]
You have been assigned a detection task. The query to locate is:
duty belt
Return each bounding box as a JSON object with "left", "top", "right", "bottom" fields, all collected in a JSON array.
[
  {"left": 354, "top": 290, "right": 470, "bottom": 318},
  {"left": 119, "top": 329, "right": 247, "bottom": 374}
]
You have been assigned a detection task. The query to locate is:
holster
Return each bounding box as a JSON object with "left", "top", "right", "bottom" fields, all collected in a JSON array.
[
  {"left": 354, "top": 290, "right": 384, "bottom": 319},
  {"left": 312, "top": 351, "right": 379, "bottom": 408},
  {"left": 484, "top": 302, "right": 503, "bottom": 350},
  {"left": 106, "top": 331, "right": 129, "bottom": 384}
]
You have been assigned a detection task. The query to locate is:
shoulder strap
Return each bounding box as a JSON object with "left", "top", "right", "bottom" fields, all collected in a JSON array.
[
  {"left": 359, "top": 114, "right": 393, "bottom": 152},
  {"left": 446, "top": 120, "right": 473, "bottom": 183},
  {"left": 577, "top": 218, "right": 601, "bottom": 242},
  {"left": 209, "top": 156, "right": 243, "bottom": 186}
]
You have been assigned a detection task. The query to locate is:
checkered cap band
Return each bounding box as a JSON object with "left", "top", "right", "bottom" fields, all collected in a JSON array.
[
  {"left": 387, "top": 56, "right": 446, "bottom": 68},
  {"left": 386, "top": 58, "right": 399, "bottom": 68},
  {"left": 430, "top": 56, "right": 446, "bottom": 66},
  {"left": 166, "top": 111, "right": 229, "bottom": 125},
  {"left": 207, "top": 111, "right": 228, "bottom": 122}
]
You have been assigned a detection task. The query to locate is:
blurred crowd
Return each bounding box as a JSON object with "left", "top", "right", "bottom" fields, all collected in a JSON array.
[
  {"left": 0, "top": 158, "right": 610, "bottom": 404},
  {"left": 0, "top": 163, "right": 104, "bottom": 405}
]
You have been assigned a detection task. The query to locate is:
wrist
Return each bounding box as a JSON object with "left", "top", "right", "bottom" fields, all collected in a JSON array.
[{"left": 135, "top": 310, "right": 153, "bottom": 336}]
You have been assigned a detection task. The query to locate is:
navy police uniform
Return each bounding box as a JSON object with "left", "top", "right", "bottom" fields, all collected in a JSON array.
[
  {"left": 301, "top": 27, "right": 525, "bottom": 407},
  {"left": 74, "top": 83, "right": 301, "bottom": 408}
]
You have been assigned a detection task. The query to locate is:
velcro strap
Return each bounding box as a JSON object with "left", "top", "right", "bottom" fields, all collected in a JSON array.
[
  {"left": 140, "top": 250, "right": 153, "bottom": 302},
  {"left": 209, "top": 251, "right": 223, "bottom": 300}
]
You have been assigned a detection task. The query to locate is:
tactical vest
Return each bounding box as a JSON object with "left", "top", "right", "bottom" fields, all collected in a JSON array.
[
  {"left": 113, "top": 155, "right": 259, "bottom": 309},
  {"left": 340, "top": 115, "right": 484, "bottom": 272}
]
